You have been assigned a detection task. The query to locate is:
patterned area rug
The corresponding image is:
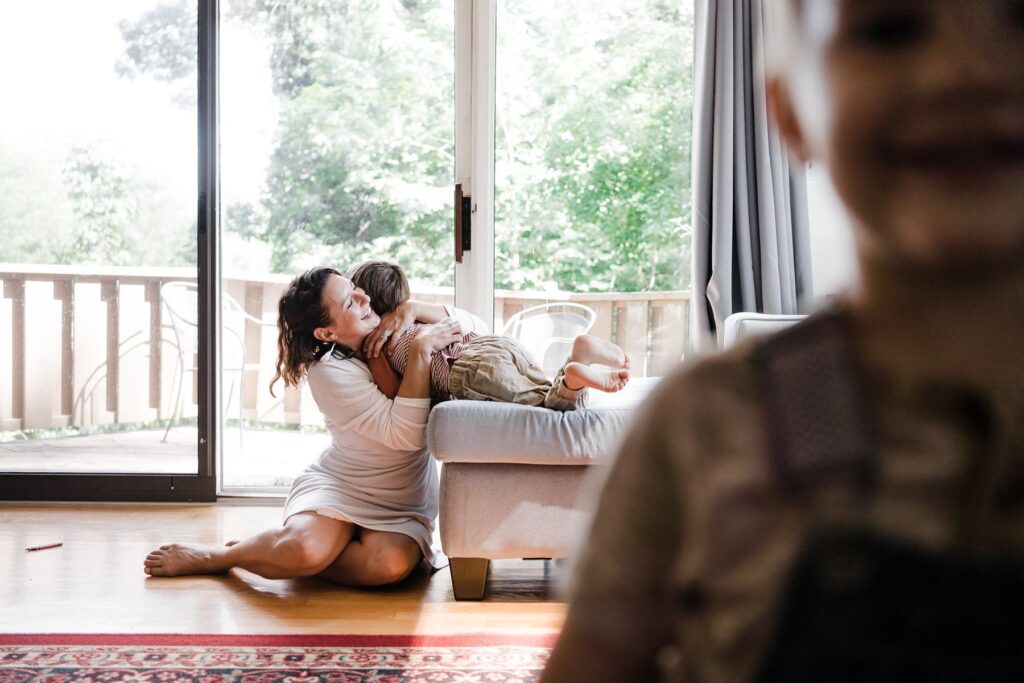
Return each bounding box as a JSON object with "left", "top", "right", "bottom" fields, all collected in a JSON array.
[{"left": 0, "top": 633, "right": 557, "bottom": 682}]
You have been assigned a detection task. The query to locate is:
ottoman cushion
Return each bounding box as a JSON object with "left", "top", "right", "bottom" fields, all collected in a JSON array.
[{"left": 426, "top": 376, "right": 660, "bottom": 465}]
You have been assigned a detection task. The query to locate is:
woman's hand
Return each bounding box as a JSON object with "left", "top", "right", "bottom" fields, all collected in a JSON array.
[
  {"left": 396, "top": 317, "right": 464, "bottom": 400},
  {"left": 363, "top": 301, "right": 416, "bottom": 359},
  {"left": 409, "top": 317, "right": 464, "bottom": 358}
]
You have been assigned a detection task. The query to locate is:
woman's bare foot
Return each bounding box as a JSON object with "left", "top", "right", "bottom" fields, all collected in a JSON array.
[
  {"left": 570, "top": 335, "right": 629, "bottom": 368},
  {"left": 143, "top": 543, "right": 230, "bottom": 577},
  {"left": 563, "top": 362, "right": 630, "bottom": 393}
]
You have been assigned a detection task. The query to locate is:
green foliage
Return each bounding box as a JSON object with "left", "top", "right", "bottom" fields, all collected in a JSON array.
[
  {"left": 60, "top": 147, "right": 138, "bottom": 265},
  {"left": 115, "top": 1, "right": 197, "bottom": 107},
  {"left": 3, "top": 0, "right": 692, "bottom": 294},
  {"left": 115, "top": 1, "right": 196, "bottom": 81},
  {"left": 494, "top": 0, "right": 693, "bottom": 292},
  {"left": 0, "top": 147, "right": 77, "bottom": 264},
  {"left": 224, "top": 0, "right": 456, "bottom": 281}
]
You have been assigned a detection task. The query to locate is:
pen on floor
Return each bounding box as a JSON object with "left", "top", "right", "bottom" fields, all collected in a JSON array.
[{"left": 25, "top": 542, "right": 63, "bottom": 552}]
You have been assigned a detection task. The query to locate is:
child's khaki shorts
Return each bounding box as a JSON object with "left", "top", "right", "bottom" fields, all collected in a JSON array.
[{"left": 448, "top": 335, "right": 586, "bottom": 411}]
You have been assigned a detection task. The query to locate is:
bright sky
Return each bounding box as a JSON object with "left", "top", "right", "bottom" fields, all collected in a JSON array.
[{"left": 0, "top": 0, "right": 277, "bottom": 206}]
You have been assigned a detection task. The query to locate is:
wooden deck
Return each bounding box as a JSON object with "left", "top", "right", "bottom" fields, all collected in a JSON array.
[{"left": 0, "top": 426, "right": 328, "bottom": 488}]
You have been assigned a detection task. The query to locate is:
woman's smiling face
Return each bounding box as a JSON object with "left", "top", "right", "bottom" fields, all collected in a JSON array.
[
  {"left": 772, "top": 0, "right": 1024, "bottom": 271},
  {"left": 314, "top": 274, "right": 380, "bottom": 352}
]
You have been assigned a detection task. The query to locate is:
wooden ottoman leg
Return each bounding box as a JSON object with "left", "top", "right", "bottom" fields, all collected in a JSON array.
[{"left": 450, "top": 557, "right": 490, "bottom": 601}]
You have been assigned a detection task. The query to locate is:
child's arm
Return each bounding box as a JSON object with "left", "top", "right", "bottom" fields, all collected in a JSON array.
[
  {"left": 365, "top": 299, "right": 485, "bottom": 358},
  {"left": 367, "top": 352, "right": 401, "bottom": 399}
]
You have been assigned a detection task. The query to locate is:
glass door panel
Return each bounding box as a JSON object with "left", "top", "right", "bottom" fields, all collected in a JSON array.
[
  {"left": 494, "top": 0, "right": 693, "bottom": 377},
  {"left": 0, "top": 1, "right": 198, "bottom": 477},
  {"left": 220, "top": 1, "right": 456, "bottom": 492}
]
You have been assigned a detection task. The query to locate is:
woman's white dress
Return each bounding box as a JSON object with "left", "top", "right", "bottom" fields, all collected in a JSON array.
[{"left": 282, "top": 307, "right": 486, "bottom": 568}]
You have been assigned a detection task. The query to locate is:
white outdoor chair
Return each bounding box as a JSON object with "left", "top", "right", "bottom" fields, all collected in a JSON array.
[
  {"left": 500, "top": 302, "right": 597, "bottom": 376},
  {"left": 160, "top": 281, "right": 272, "bottom": 444}
]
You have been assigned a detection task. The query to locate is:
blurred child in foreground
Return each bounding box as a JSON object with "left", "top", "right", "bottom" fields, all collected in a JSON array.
[{"left": 543, "top": 0, "right": 1024, "bottom": 680}]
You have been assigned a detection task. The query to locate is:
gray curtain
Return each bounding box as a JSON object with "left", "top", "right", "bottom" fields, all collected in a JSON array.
[{"left": 690, "top": 0, "right": 812, "bottom": 352}]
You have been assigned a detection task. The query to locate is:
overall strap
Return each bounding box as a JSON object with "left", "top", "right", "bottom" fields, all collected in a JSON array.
[{"left": 752, "top": 310, "right": 877, "bottom": 499}]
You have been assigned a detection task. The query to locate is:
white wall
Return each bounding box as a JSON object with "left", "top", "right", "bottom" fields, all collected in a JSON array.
[{"left": 806, "top": 163, "right": 858, "bottom": 306}]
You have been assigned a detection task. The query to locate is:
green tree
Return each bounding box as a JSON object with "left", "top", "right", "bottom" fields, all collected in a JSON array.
[
  {"left": 494, "top": 0, "right": 692, "bottom": 293},
  {"left": 115, "top": 0, "right": 692, "bottom": 291},
  {"left": 0, "top": 147, "right": 78, "bottom": 264},
  {"left": 60, "top": 147, "right": 138, "bottom": 265}
]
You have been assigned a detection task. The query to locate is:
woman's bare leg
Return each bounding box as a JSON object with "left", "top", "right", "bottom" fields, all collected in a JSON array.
[
  {"left": 317, "top": 528, "right": 422, "bottom": 587},
  {"left": 143, "top": 512, "right": 355, "bottom": 579}
]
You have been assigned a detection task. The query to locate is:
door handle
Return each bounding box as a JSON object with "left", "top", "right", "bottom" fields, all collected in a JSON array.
[{"left": 455, "top": 183, "right": 471, "bottom": 263}]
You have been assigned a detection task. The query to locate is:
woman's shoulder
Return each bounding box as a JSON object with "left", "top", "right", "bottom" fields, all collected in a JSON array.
[{"left": 307, "top": 352, "right": 371, "bottom": 389}]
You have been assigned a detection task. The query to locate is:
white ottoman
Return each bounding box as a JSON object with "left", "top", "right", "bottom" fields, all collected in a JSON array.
[{"left": 426, "top": 378, "right": 658, "bottom": 599}]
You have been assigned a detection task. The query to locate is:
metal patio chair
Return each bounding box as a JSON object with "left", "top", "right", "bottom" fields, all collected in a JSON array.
[
  {"left": 500, "top": 302, "right": 597, "bottom": 376},
  {"left": 159, "top": 281, "right": 272, "bottom": 444}
]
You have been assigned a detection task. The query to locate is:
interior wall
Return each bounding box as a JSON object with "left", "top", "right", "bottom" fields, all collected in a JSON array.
[{"left": 805, "top": 163, "right": 858, "bottom": 307}]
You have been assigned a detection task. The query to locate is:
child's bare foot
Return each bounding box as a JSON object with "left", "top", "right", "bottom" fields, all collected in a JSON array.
[
  {"left": 563, "top": 362, "right": 630, "bottom": 393},
  {"left": 143, "top": 543, "right": 229, "bottom": 577},
  {"left": 570, "top": 335, "right": 629, "bottom": 368}
]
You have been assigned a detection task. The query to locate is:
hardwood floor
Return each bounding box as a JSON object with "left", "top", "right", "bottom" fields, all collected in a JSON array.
[{"left": 0, "top": 503, "right": 566, "bottom": 635}]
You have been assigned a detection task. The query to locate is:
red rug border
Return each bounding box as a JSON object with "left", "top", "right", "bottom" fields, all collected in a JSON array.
[{"left": 0, "top": 633, "right": 558, "bottom": 648}]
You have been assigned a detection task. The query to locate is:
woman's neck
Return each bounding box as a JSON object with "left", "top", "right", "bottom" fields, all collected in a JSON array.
[{"left": 848, "top": 247, "right": 1024, "bottom": 392}]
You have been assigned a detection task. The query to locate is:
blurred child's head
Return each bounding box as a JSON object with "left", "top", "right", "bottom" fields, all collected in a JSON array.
[
  {"left": 766, "top": 0, "right": 1024, "bottom": 273},
  {"left": 347, "top": 260, "right": 411, "bottom": 316}
]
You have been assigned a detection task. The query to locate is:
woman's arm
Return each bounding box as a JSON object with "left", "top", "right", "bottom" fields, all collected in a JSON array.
[
  {"left": 307, "top": 360, "right": 430, "bottom": 452},
  {"left": 364, "top": 300, "right": 487, "bottom": 358},
  {"left": 396, "top": 318, "right": 464, "bottom": 399},
  {"left": 309, "top": 319, "right": 464, "bottom": 451}
]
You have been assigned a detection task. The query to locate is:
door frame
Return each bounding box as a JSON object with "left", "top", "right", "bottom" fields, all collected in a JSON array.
[
  {"left": 0, "top": 0, "right": 219, "bottom": 502},
  {"left": 454, "top": 0, "right": 497, "bottom": 331}
]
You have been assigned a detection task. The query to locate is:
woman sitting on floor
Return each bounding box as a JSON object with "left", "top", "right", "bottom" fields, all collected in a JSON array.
[{"left": 143, "top": 267, "right": 483, "bottom": 586}]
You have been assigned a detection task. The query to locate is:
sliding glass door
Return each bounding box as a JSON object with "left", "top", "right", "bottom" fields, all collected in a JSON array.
[
  {"left": 218, "top": 1, "right": 457, "bottom": 492},
  {"left": 493, "top": 0, "right": 693, "bottom": 377},
  {"left": 0, "top": 0, "right": 693, "bottom": 499},
  {"left": 0, "top": 0, "right": 211, "bottom": 500}
]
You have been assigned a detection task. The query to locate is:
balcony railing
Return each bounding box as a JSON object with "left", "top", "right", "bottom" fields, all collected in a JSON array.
[{"left": 0, "top": 265, "right": 688, "bottom": 434}]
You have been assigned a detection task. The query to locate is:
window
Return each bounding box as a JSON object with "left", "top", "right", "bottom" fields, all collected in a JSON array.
[
  {"left": 0, "top": 0, "right": 207, "bottom": 499},
  {"left": 0, "top": 0, "right": 693, "bottom": 498}
]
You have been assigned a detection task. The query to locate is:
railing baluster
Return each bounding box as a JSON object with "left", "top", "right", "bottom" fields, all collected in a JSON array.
[
  {"left": 146, "top": 280, "right": 163, "bottom": 412},
  {"left": 2, "top": 278, "right": 25, "bottom": 430},
  {"left": 54, "top": 278, "right": 74, "bottom": 421},
  {"left": 650, "top": 301, "right": 687, "bottom": 376},
  {"left": 1, "top": 265, "right": 692, "bottom": 434},
  {"left": 617, "top": 301, "right": 649, "bottom": 376},
  {"left": 100, "top": 280, "right": 119, "bottom": 418},
  {"left": 588, "top": 301, "right": 614, "bottom": 344},
  {"left": 242, "top": 280, "right": 263, "bottom": 420}
]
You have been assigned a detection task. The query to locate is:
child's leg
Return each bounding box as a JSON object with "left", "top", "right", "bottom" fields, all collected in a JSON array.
[
  {"left": 562, "top": 362, "right": 629, "bottom": 393},
  {"left": 568, "top": 334, "right": 629, "bottom": 368}
]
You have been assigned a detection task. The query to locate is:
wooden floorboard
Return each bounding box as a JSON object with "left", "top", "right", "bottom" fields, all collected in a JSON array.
[{"left": 0, "top": 503, "right": 566, "bottom": 635}]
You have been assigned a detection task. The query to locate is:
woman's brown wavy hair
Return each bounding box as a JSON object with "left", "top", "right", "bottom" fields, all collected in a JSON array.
[{"left": 270, "top": 266, "right": 343, "bottom": 396}]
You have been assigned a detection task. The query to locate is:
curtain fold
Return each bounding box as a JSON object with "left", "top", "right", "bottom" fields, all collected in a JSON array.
[{"left": 690, "top": 0, "right": 812, "bottom": 352}]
